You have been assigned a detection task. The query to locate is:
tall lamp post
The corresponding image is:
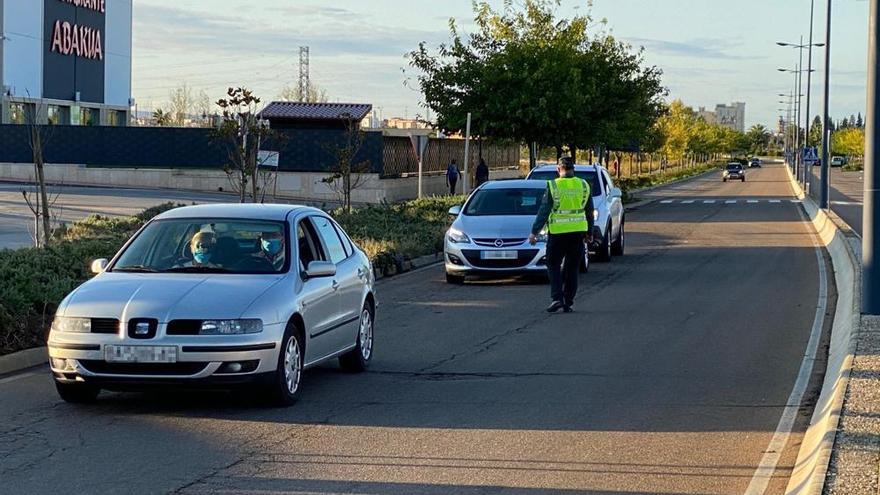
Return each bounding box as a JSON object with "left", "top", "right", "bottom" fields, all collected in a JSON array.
[
  {"left": 820, "top": 0, "right": 833, "bottom": 210},
  {"left": 778, "top": 65, "right": 805, "bottom": 181},
  {"left": 779, "top": 93, "right": 795, "bottom": 167},
  {"left": 864, "top": 0, "right": 878, "bottom": 313}
]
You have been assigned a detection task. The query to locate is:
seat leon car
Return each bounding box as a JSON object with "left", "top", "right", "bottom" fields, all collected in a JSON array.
[
  {"left": 47, "top": 204, "right": 376, "bottom": 407},
  {"left": 444, "top": 180, "right": 590, "bottom": 284}
]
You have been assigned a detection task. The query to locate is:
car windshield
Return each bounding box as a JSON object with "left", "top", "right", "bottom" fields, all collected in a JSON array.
[
  {"left": 463, "top": 188, "right": 545, "bottom": 216},
  {"left": 111, "top": 218, "right": 288, "bottom": 274},
  {"left": 726, "top": 164, "right": 742, "bottom": 170},
  {"left": 527, "top": 170, "right": 601, "bottom": 197}
]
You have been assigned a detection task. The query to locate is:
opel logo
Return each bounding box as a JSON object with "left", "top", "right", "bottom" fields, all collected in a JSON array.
[
  {"left": 494, "top": 239, "right": 504, "bottom": 248},
  {"left": 135, "top": 322, "right": 150, "bottom": 335}
]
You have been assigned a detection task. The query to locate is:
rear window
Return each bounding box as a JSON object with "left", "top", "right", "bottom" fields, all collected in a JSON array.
[{"left": 527, "top": 170, "right": 601, "bottom": 197}]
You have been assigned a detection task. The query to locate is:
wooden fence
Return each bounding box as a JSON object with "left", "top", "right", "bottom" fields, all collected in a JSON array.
[{"left": 382, "top": 137, "right": 521, "bottom": 178}]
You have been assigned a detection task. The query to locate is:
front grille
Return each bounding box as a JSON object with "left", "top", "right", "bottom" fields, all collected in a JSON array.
[
  {"left": 462, "top": 249, "right": 539, "bottom": 269},
  {"left": 79, "top": 360, "right": 209, "bottom": 376},
  {"left": 473, "top": 238, "right": 527, "bottom": 248},
  {"left": 91, "top": 318, "right": 120, "bottom": 334},
  {"left": 167, "top": 320, "right": 202, "bottom": 336}
]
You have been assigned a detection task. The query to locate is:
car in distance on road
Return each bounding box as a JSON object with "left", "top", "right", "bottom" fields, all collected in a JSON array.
[
  {"left": 748, "top": 158, "right": 762, "bottom": 168},
  {"left": 47, "top": 204, "right": 376, "bottom": 407},
  {"left": 444, "top": 180, "right": 592, "bottom": 284},
  {"left": 723, "top": 163, "right": 746, "bottom": 182},
  {"left": 831, "top": 156, "right": 845, "bottom": 167},
  {"left": 525, "top": 163, "right": 625, "bottom": 262}
]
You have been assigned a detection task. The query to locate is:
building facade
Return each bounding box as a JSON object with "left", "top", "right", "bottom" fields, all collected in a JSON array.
[
  {"left": 0, "top": 0, "right": 132, "bottom": 125},
  {"left": 714, "top": 102, "right": 746, "bottom": 133}
]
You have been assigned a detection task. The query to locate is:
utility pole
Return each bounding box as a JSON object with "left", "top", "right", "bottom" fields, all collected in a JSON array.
[
  {"left": 298, "top": 46, "right": 310, "bottom": 102},
  {"left": 805, "top": 0, "right": 817, "bottom": 190},
  {"left": 820, "top": 0, "right": 832, "bottom": 209},
  {"left": 864, "top": 0, "right": 879, "bottom": 313}
]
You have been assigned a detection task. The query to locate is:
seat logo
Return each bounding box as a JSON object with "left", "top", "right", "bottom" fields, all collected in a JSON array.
[
  {"left": 494, "top": 239, "right": 504, "bottom": 248},
  {"left": 134, "top": 322, "right": 150, "bottom": 336}
]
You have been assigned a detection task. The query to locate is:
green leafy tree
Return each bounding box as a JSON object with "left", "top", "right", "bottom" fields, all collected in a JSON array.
[
  {"left": 832, "top": 127, "right": 865, "bottom": 158},
  {"left": 808, "top": 115, "right": 822, "bottom": 147},
  {"left": 745, "top": 124, "right": 770, "bottom": 155}
]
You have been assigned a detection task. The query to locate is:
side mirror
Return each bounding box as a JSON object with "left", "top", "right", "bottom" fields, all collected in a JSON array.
[
  {"left": 305, "top": 261, "right": 336, "bottom": 279},
  {"left": 448, "top": 205, "right": 462, "bottom": 216},
  {"left": 90, "top": 258, "right": 109, "bottom": 274},
  {"left": 610, "top": 187, "right": 622, "bottom": 199}
]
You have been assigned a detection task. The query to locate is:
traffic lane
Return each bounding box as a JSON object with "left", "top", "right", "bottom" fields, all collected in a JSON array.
[
  {"left": 0, "top": 183, "right": 238, "bottom": 249},
  {"left": 177, "top": 200, "right": 821, "bottom": 494},
  {"left": 807, "top": 166, "right": 863, "bottom": 236},
  {"left": 642, "top": 162, "right": 795, "bottom": 200},
  {"left": 0, "top": 185, "right": 822, "bottom": 494}
]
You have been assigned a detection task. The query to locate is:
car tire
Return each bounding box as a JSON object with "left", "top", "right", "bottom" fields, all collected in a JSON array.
[
  {"left": 55, "top": 381, "right": 100, "bottom": 404},
  {"left": 741, "top": 177, "right": 746, "bottom": 182},
  {"left": 446, "top": 272, "right": 465, "bottom": 284},
  {"left": 611, "top": 220, "right": 625, "bottom": 256},
  {"left": 723, "top": 178, "right": 727, "bottom": 182},
  {"left": 339, "top": 302, "right": 375, "bottom": 372},
  {"left": 267, "top": 324, "right": 304, "bottom": 407},
  {"left": 595, "top": 224, "right": 612, "bottom": 262}
]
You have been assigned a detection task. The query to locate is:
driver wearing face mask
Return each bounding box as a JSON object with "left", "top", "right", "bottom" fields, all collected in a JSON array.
[
  {"left": 186, "top": 231, "right": 218, "bottom": 267},
  {"left": 254, "top": 230, "right": 285, "bottom": 271}
]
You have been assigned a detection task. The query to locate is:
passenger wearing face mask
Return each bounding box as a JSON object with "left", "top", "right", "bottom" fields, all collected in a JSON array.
[
  {"left": 184, "top": 231, "right": 219, "bottom": 267},
  {"left": 252, "top": 230, "right": 286, "bottom": 271}
]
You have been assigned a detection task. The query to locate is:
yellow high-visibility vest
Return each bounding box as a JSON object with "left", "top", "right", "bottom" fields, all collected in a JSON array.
[{"left": 548, "top": 177, "right": 590, "bottom": 234}]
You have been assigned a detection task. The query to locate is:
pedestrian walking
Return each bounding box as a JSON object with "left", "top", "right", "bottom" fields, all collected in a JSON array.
[
  {"left": 446, "top": 159, "right": 460, "bottom": 195},
  {"left": 529, "top": 156, "right": 595, "bottom": 313},
  {"left": 475, "top": 158, "right": 490, "bottom": 187}
]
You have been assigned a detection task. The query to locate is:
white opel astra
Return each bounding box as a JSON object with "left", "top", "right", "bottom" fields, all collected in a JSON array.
[{"left": 48, "top": 204, "right": 376, "bottom": 406}]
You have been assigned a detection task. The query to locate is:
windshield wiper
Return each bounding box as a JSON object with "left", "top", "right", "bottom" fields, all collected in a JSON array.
[
  {"left": 164, "top": 266, "right": 232, "bottom": 273},
  {"left": 112, "top": 265, "right": 159, "bottom": 273}
]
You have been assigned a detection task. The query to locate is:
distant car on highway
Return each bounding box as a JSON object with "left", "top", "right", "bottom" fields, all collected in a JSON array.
[
  {"left": 526, "top": 163, "right": 625, "bottom": 262},
  {"left": 723, "top": 163, "right": 746, "bottom": 182},
  {"left": 47, "top": 204, "right": 376, "bottom": 407},
  {"left": 748, "top": 158, "right": 762, "bottom": 168},
  {"left": 831, "top": 156, "right": 845, "bottom": 167}
]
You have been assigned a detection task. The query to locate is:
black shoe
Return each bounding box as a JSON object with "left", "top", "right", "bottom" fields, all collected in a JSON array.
[
  {"left": 563, "top": 306, "right": 574, "bottom": 313},
  {"left": 546, "top": 301, "right": 564, "bottom": 313}
]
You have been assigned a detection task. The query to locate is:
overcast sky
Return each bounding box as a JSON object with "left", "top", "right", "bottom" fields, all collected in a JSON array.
[{"left": 132, "top": 0, "right": 869, "bottom": 129}]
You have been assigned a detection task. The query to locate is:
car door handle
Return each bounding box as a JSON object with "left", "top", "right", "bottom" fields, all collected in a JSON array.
[{"left": 332, "top": 280, "right": 340, "bottom": 291}]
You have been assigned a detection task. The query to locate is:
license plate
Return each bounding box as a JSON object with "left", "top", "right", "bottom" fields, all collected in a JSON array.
[
  {"left": 481, "top": 250, "right": 518, "bottom": 260},
  {"left": 104, "top": 345, "right": 178, "bottom": 363}
]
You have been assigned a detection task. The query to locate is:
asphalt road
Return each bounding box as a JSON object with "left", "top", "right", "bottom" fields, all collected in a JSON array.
[
  {"left": 0, "top": 163, "right": 830, "bottom": 494},
  {"left": 806, "top": 165, "right": 864, "bottom": 236},
  {"left": 0, "top": 183, "right": 245, "bottom": 249}
]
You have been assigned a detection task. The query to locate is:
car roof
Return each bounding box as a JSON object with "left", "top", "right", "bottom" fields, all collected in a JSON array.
[
  {"left": 154, "top": 203, "right": 317, "bottom": 221},
  {"left": 479, "top": 179, "right": 548, "bottom": 190},
  {"left": 531, "top": 163, "right": 602, "bottom": 173}
]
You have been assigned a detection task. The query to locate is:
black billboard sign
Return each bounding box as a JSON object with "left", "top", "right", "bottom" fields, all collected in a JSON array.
[{"left": 43, "top": 0, "right": 106, "bottom": 104}]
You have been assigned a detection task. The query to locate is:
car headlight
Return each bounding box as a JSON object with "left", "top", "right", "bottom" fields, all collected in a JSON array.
[
  {"left": 447, "top": 227, "right": 470, "bottom": 244},
  {"left": 199, "top": 319, "right": 263, "bottom": 335},
  {"left": 51, "top": 317, "right": 92, "bottom": 333}
]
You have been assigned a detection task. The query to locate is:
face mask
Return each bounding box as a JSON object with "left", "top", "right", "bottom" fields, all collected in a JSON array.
[
  {"left": 262, "top": 239, "right": 282, "bottom": 256},
  {"left": 193, "top": 250, "right": 212, "bottom": 264}
]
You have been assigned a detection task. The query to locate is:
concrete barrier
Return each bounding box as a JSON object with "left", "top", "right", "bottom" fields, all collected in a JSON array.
[{"left": 784, "top": 166, "right": 862, "bottom": 494}]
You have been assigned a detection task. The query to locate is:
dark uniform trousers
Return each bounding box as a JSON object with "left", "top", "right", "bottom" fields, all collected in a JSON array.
[{"left": 546, "top": 232, "right": 585, "bottom": 306}]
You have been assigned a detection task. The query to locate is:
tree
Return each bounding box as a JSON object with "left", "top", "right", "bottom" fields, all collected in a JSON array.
[
  {"left": 279, "top": 83, "right": 328, "bottom": 103},
  {"left": 407, "top": 0, "right": 665, "bottom": 166},
  {"left": 832, "top": 127, "right": 865, "bottom": 159},
  {"left": 746, "top": 124, "right": 770, "bottom": 155},
  {"left": 20, "top": 96, "right": 58, "bottom": 247},
  {"left": 214, "top": 87, "right": 283, "bottom": 203},
  {"left": 168, "top": 83, "right": 196, "bottom": 126},
  {"left": 152, "top": 109, "right": 172, "bottom": 126},
  {"left": 808, "top": 115, "right": 822, "bottom": 147},
  {"left": 857, "top": 112, "right": 864, "bottom": 129},
  {"left": 321, "top": 114, "right": 372, "bottom": 213},
  {"left": 655, "top": 100, "right": 691, "bottom": 163}
]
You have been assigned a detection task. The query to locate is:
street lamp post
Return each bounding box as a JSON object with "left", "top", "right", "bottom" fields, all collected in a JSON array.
[
  {"left": 820, "top": 0, "right": 833, "bottom": 210},
  {"left": 865, "top": 0, "right": 880, "bottom": 313}
]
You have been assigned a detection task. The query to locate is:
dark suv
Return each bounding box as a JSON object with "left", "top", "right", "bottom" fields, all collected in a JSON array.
[{"left": 723, "top": 163, "right": 745, "bottom": 182}]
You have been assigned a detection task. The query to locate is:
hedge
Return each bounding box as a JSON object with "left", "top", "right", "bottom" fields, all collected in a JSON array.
[{"left": 0, "top": 198, "right": 461, "bottom": 356}]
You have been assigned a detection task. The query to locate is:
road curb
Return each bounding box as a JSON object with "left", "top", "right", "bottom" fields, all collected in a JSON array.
[
  {"left": 783, "top": 165, "right": 862, "bottom": 495},
  {"left": 0, "top": 347, "right": 47, "bottom": 376},
  {"left": 373, "top": 253, "right": 442, "bottom": 281}
]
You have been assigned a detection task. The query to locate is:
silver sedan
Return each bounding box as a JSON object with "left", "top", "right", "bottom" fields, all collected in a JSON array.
[
  {"left": 444, "top": 180, "right": 590, "bottom": 284},
  {"left": 47, "top": 204, "right": 376, "bottom": 407}
]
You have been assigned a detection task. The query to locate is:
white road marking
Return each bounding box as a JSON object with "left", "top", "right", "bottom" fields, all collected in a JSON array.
[
  {"left": 832, "top": 200, "right": 862, "bottom": 206},
  {"left": 790, "top": 200, "right": 802, "bottom": 204},
  {"left": 0, "top": 370, "right": 42, "bottom": 385},
  {"left": 682, "top": 200, "right": 695, "bottom": 204},
  {"left": 743, "top": 207, "right": 828, "bottom": 495},
  {"left": 660, "top": 200, "right": 674, "bottom": 204},
  {"left": 747, "top": 200, "right": 759, "bottom": 204},
  {"left": 702, "top": 200, "right": 716, "bottom": 204},
  {"left": 769, "top": 200, "right": 781, "bottom": 204},
  {"left": 725, "top": 200, "right": 737, "bottom": 204}
]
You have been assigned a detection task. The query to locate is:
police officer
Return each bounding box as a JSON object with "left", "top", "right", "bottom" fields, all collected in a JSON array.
[{"left": 528, "top": 156, "right": 594, "bottom": 313}]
